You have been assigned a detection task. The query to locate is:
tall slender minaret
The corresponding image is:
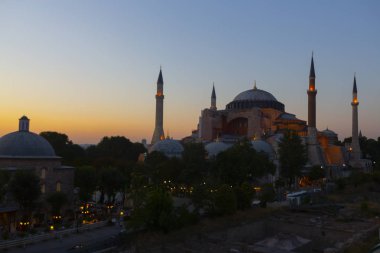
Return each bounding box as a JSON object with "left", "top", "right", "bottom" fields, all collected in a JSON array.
[
  {"left": 210, "top": 83, "right": 217, "bottom": 110},
  {"left": 151, "top": 68, "right": 165, "bottom": 145},
  {"left": 307, "top": 53, "right": 322, "bottom": 165},
  {"left": 351, "top": 75, "right": 361, "bottom": 162},
  {"left": 307, "top": 53, "right": 317, "bottom": 133}
]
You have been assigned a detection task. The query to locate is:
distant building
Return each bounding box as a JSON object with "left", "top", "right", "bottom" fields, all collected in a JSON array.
[
  {"left": 194, "top": 55, "right": 371, "bottom": 177},
  {"left": 0, "top": 116, "right": 74, "bottom": 232}
]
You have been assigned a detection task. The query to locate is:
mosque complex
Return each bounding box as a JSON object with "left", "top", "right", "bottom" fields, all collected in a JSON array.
[{"left": 149, "top": 55, "right": 372, "bottom": 179}]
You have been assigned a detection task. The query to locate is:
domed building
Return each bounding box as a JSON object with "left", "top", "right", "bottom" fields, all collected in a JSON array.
[
  {"left": 205, "top": 140, "right": 231, "bottom": 158},
  {"left": 0, "top": 116, "right": 74, "bottom": 198},
  {"left": 150, "top": 138, "right": 184, "bottom": 158},
  {"left": 198, "top": 83, "right": 307, "bottom": 141},
  {"left": 251, "top": 140, "right": 276, "bottom": 160}
]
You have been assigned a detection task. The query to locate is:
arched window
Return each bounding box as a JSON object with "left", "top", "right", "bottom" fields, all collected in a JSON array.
[
  {"left": 56, "top": 181, "right": 61, "bottom": 192},
  {"left": 41, "top": 168, "right": 46, "bottom": 179}
]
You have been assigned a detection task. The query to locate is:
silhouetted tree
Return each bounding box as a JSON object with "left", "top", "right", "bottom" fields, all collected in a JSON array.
[
  {"left": 74, "top": 166, "right": 97, "bottom": 201},
  {"left": 8, "top": 170, "right": 41, "bottom": 215},
  {"left": 98, "top": 168, "right": 126, "bottom": 204},
  {"left": 40, "top": 131, "right": 85, "bottom": 166},
  {"left": 180, "top": 143, "right": 208, "bottom": 185},
  {"left": 46, "top": 192, "right": 67, "bottom": 215},
  {"left": 88, "top": 136, "right": 146, "bottom": 166},
  {"left": 129, "top": 187, "right": 174, "bottom": 232},
  {"left": 278, "top": 130, "right": 307, "bottom": 187},
  {"left": 308, "top": 166, "right": 325, "bottom": 181},
  {"left": 213, "top": 140, "right": 275, "bottom": 186}
]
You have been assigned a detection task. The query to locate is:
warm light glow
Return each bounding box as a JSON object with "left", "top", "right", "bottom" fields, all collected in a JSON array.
[
  {"left": 309, "top": 86, "right": 315, "bottom": 91},
  {"left": 156, "top": 92, "right": 163, "bottom": 96}
]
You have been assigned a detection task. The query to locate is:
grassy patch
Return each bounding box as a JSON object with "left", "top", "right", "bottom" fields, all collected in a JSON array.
[{"left": 344, "top": 232, "right": 379, "bottom": 253}]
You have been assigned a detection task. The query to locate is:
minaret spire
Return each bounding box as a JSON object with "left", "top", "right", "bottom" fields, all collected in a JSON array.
[
  {"left": 351, "top": 74, "right": 361, "bottom": 164},
  {"left": 309, "top": 52, "right": 315, "bottom": 78},
  {"left": 307, "top": 53, "right": 317, "bottom": 128},
  {"left": 210, "top": 83, "right": 217, "bottom": 110},
  {"left": 307, "top": 53, "right": 322, "bottom": 166},
  {"left": 151, "top": 68, "right": 165, "bottom": 144}
]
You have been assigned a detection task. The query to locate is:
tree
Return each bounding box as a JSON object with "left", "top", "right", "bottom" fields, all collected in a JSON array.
[
  {"left": 46, "top": 192, "right": 67, "bottom": 215},
  {"left": 234, "top": 182, "right": 255, "bottom": 210},
  {"left": 213, "top": 139, "right": 275, "bottom": 186},
  {"left": 129, "top": 187, "right": 174, "bottom": 232},
  {"left": 8, "top": 170, "right": 41, "bottom": 215},
  {"left": 308, "top": 166, "right": 325, "bottom": 181},
  {"left": 97, "top": 168, "right": 126, "bottom": 204},
  {"left": 181, "top": 143, "right": 208, "bottom": 185},
  {"left": 74, "top": 166, "right": 97, "bottom": 201},
  {"left": 259, "top": 183, "right": 276, "bottom": 208},
  {"left": 278, "top": 130, "right": 307, "bottom": 187},
  {"left": 40, "top": 131, "right": 85, "bottom": 166},
  {"left": 88, "top": 136, "right": 146, "bottom": 167},
  {"left": 208, "top": 184, "right": 237, "bottom": 216}
]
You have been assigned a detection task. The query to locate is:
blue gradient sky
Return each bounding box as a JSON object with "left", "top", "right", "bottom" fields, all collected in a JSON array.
[{"left": 0, "top": 1, "right": 379, "bottom": 144}]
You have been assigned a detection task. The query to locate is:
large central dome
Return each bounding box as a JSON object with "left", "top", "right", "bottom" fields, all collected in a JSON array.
[
  {"left": 233, "top": 88, "right": 278, "bottom": 102},
  {"left": 226, "top": 86, "right": 284, "bottom": 111}
]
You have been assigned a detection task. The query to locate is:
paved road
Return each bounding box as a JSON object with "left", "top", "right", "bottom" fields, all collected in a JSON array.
[{"left": 8, "top": 224, "right": 121, "bottom": 253}]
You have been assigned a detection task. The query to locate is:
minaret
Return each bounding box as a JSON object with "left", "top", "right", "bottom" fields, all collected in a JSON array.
[
  {"left": 151, "top": 68, "right": 165, "bottom": 145},
  {"left": 307, "top": 53, "right": 317, "bottom": 132},
  {"left": 307, "top": 54, "right": 322, "bottom": 166},
  {"left": 351, "top": 75, "right": 361, "bottom": 162},
  {"left": 210, "top": 83, "right": 217, "bottom": 110}
]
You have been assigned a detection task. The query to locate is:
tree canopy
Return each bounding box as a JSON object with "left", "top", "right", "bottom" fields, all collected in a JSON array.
[
  {"left": 278, "top": 130, "right": 307, "bottom": 187},
  {"left": 8, "top": 170, "right": 41, "bottom": 212}
]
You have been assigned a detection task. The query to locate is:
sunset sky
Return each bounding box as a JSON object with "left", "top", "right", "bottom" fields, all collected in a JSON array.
[{"left": 0, "top": 1, "right": 379, "bottom": 144}]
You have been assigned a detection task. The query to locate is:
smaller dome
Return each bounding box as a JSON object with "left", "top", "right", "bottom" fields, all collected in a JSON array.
[
  {"left": 0, "top": 131, "right": 56, "bottom": 157},
  {"left": 251, "top": 140, "right": 275, "bottom": 159},
  {"left": 150, "top": 139, "right": 184, "bottom": 158},
  {"left": 205, "top": 141, "right": 231, "bottom": 157}
]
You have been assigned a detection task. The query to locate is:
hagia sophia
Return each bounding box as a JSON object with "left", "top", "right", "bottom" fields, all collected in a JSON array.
[{"left": 149, "top": 55, "right": 372, "bottom": 178}]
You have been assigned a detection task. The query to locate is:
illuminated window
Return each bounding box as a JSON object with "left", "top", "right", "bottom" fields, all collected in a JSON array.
[
  {"left": 56, "top": 181, "right": 61, "bottom": 192},
  {"left": 41, "top": 184, "right": 45, "bottom": 194}
]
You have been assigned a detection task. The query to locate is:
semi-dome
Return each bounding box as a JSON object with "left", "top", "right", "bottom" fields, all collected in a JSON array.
[
  {"left": 251, "top": 140, "right": 275, "bottom": 160},
  {"left": 205, "top": 141, "right": 231, "bottom": 157},
  {"left": 150, "top": 138, "right": 184, "bottom": 158},
  {"left": 226, "top": 86, "right": 284, "bottom": 111},
  {"left": 0, "top": 116, "right": 56, "bottom": 158}
]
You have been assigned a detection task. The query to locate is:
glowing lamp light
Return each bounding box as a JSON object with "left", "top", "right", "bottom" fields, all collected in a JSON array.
[
  {"left": 50, "top": 225, "right": 54, "bottom": 230},
  {"left": 120, "top": 211, "right": 124, "bottom": 216}
]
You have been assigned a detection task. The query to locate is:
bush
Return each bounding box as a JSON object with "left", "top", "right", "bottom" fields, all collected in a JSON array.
[
  {"left": 174, "top": 205, "right": 198, "bottom": 228},
  {"left": 336, "top": 179, "right": 346, "bottom": 191},
  {"left": 259, "top": 184, "right": 275, "bottom": 208},
  {"left": 234, "top": 182, "right": 255, "bottom": 210},
  {"left": 208, "top": 184, "right": 237, "bottom": 216},
  {"left": 128, "top": 187, "right": 175, "bottom": 232}
]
